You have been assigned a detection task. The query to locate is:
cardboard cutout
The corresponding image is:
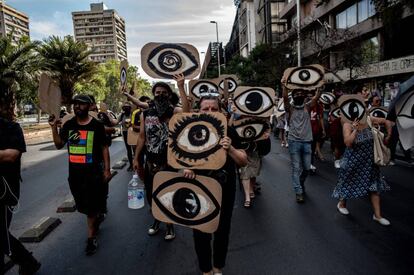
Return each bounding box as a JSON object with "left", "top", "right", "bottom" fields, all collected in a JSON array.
[
  {"left": 38, "top": 73, "right": 62, "bottom": 117},
  {"left": 120, "top": 60, "right": 128, "bottom": 92},
  {"left": 127, "top": 127, "right": 139, "bottom": 146},
  {"left": 275, "top": 98, "right": 285, "bottom": 118},
  {"left": 390, "top": 75, "right": 414, "bottom": 150},
  {"left": 218, "top": 74, "right": 240, "bottom": 94},
  {"left": 338, "top": 94, "right": 367, "bottom": 124},
  {"left": 168, "top": 112, "right": 227, "bottom": 170},
  {"left": 231, "top": 117, "right": 271, "bottom": 143},
  {"left": 233, "top": 86, "right": 275, "bottom": 117},
  {"left": 329, "top": 107, "right": 341, "bottom": 119},
  {"left": 369, "top": 107, "right": 388, "bottom": 118},
  {"left": 141, "top": 42, "right": 200, "bottom": 79},
  {"left": 189, "top": 79, "right": 220, "bottom": 101},
  {"left": 152, "top": 171, "right": 222, "bottom": 233},
  {"left": 283, "top": 64, "right": 325, "bottom": 90},
  {"left": 319, "top": 92, "right": 336, "bottom": 105}
]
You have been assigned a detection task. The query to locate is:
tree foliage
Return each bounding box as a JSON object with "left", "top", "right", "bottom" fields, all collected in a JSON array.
[
  {"left": 0, "top": 35, "right": 40, "bottom": 120},
  {"left": 38, "top": 35, "right": 97, "bottom": 106}
]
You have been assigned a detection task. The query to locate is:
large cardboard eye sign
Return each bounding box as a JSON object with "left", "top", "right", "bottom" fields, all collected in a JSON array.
[
  {"left": 319, "top": 92, "right": 336, "bottom": 105},
  {"left": 152, "top": 171, "right": 222, "bottom": 233},
  {"left": 338, "top": 94, "right": 367, "bottom": 124},
  {"left": 369, "top": 107, "right": 388, "bottom": 118},
  {"left": 394, "top": 79, "right": 414, "bottom": 150},
  {"left": 168, "top": 112, "right": 227, "bottom": 170},
  {"left": 189, "top": 79, "right": 220, "bottom": 101},
  {"left": 120, "top": 60, "right": 128, "bottom": 91},
  {"left": 233, "top": 86, "right": 275, "bottom": 117},
  {"left": 38, "top": 73, "right": 62, "bottom": 118},
  {"left": 141, "top": 42, "right": 200, "bottom": 79},
  {"left": 283, "top": 64, "right": 325, "bottom": 90},
  {"left": 231, "top": 117, "right": 270, "bottom": 143}
]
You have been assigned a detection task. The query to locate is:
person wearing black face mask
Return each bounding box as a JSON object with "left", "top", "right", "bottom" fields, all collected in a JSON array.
[
  {"left": 283, "top": 86, "right": 321, "bottom": 203},
  {"left": 133, "top": 77, "right": 185, "bottom": 241},
  {"left": 117, "top": 102, "right": 134, "bottom": 171}
]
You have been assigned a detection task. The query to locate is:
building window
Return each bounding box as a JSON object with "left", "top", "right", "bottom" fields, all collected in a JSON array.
[
  {"left": 361, "top": 37, "right": 380, "bottom": 64},
  {"left": 336, "top": 0, "right": 376, "bottom": 29}
]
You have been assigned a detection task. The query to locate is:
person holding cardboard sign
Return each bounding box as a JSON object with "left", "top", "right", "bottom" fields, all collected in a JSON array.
[{"left": 179, "top": 95, "right": 247, "bottom": 275}]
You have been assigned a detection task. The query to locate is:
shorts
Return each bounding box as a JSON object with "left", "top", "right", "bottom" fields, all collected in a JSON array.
[
  {"left": 239, "top": 150, "right": 261, "bottom": 180},
  {"left": 68, "top": 167, "right": 107, "bottom": 216}
]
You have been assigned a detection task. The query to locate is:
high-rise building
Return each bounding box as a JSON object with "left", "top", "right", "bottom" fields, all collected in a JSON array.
[
  {"left": 0, "top": 1, "right": 30, "bottom": 42},
  {"left": 72, "top": 3, "right": 127, "bottom": 63}
]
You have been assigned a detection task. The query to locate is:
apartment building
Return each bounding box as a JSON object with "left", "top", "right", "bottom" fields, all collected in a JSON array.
[
  {"left": 0, "top": 1, "right": 30, "bottom": 42},
  {"left": 72, "top": 3, "right": 127, "bottom": 63},
  {"left": 277, "top": 0, "right": 414, "bottom": 105}
]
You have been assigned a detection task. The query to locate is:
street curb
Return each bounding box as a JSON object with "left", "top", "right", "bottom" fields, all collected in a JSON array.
[
  {"left": 112, "top": 160, "right": 127, "bottom": 170},
  {"left": 19, "top": 217, "right": 62, "bottom": 243},
  {"left": 57, "top": 198, "right": 76, "bottom": 213}
]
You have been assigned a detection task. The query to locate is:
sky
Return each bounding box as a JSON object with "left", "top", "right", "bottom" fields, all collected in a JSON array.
[{"left": 7, "top": 0, "right": 237, "bottom": 81}]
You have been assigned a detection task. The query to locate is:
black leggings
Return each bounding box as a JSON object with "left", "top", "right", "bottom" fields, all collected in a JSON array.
[
  {"left": 122, "top": 131, "right": 133, "bottom": 167},
  {"left": 192, "top": 180, "right": 236, "bottom": 272},
  {"left": 1, "top": 205, "right": 34, "bottom": 271}
]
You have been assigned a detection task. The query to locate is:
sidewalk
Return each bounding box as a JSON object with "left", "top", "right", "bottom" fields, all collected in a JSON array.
[{"left": 22, "top": 123, "right": 52, "bottom": 145}]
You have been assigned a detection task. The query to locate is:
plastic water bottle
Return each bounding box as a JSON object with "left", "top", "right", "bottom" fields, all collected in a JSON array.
[{"left": 128, "top": 174, "right": 145, "bottom": 209}]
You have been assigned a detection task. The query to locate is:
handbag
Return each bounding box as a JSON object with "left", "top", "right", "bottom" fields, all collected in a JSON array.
[{"left": 367, "top": 116, "right": 391, "bottom": 166}]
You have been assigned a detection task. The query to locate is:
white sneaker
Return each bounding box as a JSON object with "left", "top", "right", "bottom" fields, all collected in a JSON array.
[
  {"left": 337, "top": 203, "right": 349, "bottom": 215},
  {"left": 310, "top": 164, "right": 316, "bottom": 171},
  {"left": 334, "top": 160, "right": 341, "bottom": 169},
  {"left": 388, "top": 161, "right": 395, "bottom": 166},
  {"left": 373, "top": 215, "right": 390, "bottom": 226}
]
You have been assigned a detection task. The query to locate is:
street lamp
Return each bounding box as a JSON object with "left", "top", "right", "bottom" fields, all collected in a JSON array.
[{"left": 210, "top": 20, "right": 221, "bottom": 76}]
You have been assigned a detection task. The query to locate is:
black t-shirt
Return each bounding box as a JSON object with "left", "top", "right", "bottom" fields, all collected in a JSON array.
[
  {"left": 97, "top": 112, "right": 113, "bottom": 146},
  {"left": 0, "top": 118, "right": 26, "bottom": 204},
  {"left": 59, "top": 117, "right": 107, "bottom": 172}
]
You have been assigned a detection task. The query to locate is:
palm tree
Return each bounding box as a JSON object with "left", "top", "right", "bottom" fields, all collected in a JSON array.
[
  {"left": 0, "top": 35, "right": 40, "bottom": 121},
  {"left": 38, "top": 35, "right": 96, "bottom": 106}
]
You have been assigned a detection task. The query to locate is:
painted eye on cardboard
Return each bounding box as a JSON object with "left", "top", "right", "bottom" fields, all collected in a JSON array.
[
  {"left": 319, "top": 92, "right": 336, "bottom": 105},
  {"left": 219, "top": 78, "right": 238, "bottom": 93},
  {"left": 288, "top": 67, "right": 323, "bottom": 87},
  {"left": 148, "top": 44, "right": 198, "bottom": 78},
  {"left": 369, "top": 107, "right": 388, "bottom": 118},
  {"left": 234, "top": 88, "right": 273, "bottom": 116},
  {"left": 169, "top": 113, "right": 225, "bottom": 166},
  {"left": 233, "top": 118, "right": 270, "bottom": 143},
  {"left": 191, "top": 81, "right": 219, "bottom": 99},
  {"left": 340, "top": 99, "right": 366, "bottom": 121},
  {"left": 330, "top": 107, "right": 341, "bottom": 119},
  {"left": 397, "top": 92, "right": 414, "bottom": 119},
  {"left": 152, "top": 176, "right": 221, "bottom": 226}
]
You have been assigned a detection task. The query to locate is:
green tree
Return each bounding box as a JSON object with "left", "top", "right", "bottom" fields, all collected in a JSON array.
[
  {"left": 224, "top": 43, "right": 293, "bottom": 93},
  {"left": 75, "top": 59, "right": 152, "bottom": 112},
  {"left": 38, "top": 35, "right": 97, "bottom": 107},
  {"left": 0, "top": 35, "right": 40, "bottom": 120}
]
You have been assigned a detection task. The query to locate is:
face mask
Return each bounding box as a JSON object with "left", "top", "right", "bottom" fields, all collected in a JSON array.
[
  {"left": 292, "top": 96, "right": 305, "bottom": 108},
  {"left": 123, "top": 107, "right": 131, "bottom": 115},
  {"left": 154, "top": 94, "right": 170, "bottom": 115}
]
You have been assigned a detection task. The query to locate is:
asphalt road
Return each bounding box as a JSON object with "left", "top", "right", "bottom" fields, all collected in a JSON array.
[{"left": 6, "top": 138, "right": 414, "bottom": 275}]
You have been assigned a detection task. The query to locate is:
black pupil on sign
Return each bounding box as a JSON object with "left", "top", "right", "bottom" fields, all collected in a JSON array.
[
  {"left": 159, "top": 50, "right": 182, "bottom": 72},
  {"left": 348, "top": 102, "right": 361, "bottom": 120},
  {"left": 200, "top": 84, "right": 209, "bottom": 94},
  {"left": 172, "top": 188, "right": 200, "bottom": 218},
  {"left": 243, "top": 126, "right": 256, "bottom": 138},
  {"left": 246, "top": 92, "right": 263, "bottom": 112},
  {"left": 373, "top": 111, "right": 385, "bottom": 118},
  {"left": 299, "top": 70, "right": 311, "bottom": 81},
  {"left": 188, "top": 125, "right": 209, "bottom": 146}
]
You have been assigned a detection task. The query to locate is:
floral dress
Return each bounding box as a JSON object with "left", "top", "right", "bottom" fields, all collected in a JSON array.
[{"left": 333, "top": 127, "right": 390, "bottom": 199}]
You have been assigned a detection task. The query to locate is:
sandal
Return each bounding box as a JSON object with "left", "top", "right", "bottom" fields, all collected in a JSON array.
[
  {"left": 244, "top": 200, "right": 251, "bottom": 208},
  {"left": 250, "top": 192, "right": 255, "bottom": 199}
]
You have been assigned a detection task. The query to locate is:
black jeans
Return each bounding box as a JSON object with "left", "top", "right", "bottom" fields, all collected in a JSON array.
[
  {"left": 192, "top": 178, "right": 236, "bottom": 272},
  {"left": 122, "top": 131, "right": 133, "bottom": 167},
  {"left": 1, "top": 205, "right": 34, "bottom": 272}
]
